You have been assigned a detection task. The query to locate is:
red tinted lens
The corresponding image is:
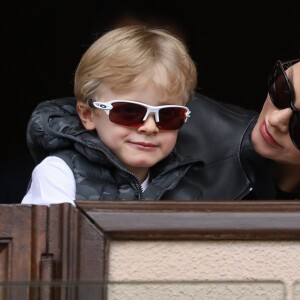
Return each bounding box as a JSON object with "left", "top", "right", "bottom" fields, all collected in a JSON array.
[
  {"left": 109, "top": 102, "right": 146, "bottom": 126},
  {"left": 108, "top": 102, "right": 187, "bottom": 130},
  {"left": 289, "top": 113, "right": 300, "bottom": 150},
  {"left": 269, "top": 64, "right": 293, "bottom": 109},
  {"left": 157, "top": 107, "right": 186, "bottom": 130}
]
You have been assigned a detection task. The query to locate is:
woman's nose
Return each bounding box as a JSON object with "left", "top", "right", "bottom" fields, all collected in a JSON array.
[
  {"left": 268, "top": 107, "right": 293, "bottom": 132},
  {"left": 137, "top": 114, "right": 159, "bottom": 134}
]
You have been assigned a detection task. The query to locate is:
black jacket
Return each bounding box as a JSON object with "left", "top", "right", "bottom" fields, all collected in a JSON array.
[
  {"left": 26, "top": 93, "right": 276, "bottom": 200},
  {"left": 176, "top": 94, "right": 275, "bottom": 199}
]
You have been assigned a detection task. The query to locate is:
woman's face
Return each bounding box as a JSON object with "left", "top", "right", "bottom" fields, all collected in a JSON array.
[{"left": 251, "top": 61, "right": 300, "bottom": 166}]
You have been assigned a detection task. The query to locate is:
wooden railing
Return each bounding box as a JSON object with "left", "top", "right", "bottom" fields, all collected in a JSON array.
[{"left": 1, "top": 201, "right": 300, "bottom": 300}]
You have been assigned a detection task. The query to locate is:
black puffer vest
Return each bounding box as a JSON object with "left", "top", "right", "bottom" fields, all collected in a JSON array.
[{"left": 26, "top": 93, "right": 276, "bottom": 200}]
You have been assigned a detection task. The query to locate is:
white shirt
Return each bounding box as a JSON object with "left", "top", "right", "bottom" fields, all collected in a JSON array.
[{"left": 22, "top": 156, "right": 149, "bottom": 206}]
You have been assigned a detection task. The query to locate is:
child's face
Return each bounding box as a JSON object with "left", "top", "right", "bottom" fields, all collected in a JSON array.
[{"left": 83, "top": 82, "right": 185, "bottom": 181}]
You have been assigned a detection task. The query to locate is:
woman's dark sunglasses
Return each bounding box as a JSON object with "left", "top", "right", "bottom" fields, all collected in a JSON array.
[
  {"left": 88, "top": 99, "right": 191, "bottom": 130},
  {"left": 268, "top": 59, "right": 300, "bottom": 150}
]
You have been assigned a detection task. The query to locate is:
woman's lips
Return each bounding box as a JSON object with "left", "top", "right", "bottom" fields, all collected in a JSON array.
[{"left": 259, "top": 120, "right": 280, "bottom": 147}]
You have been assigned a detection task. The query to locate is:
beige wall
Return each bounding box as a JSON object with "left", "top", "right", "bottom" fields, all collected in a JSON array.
[{"left": 108, "top": 240, "right": 300, "bottom": 300}]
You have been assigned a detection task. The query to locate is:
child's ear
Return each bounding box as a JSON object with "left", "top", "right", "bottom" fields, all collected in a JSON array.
[{"left": 76, "top": 102, "right": 96, "bottom": 130}]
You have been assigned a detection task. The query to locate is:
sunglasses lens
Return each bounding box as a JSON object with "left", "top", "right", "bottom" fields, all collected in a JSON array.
[
  {"left": 158, "top": 107, "right": 186, "bottom": 130},
  {"left": 269, "top": 65, "right": 292, "bottom": 109},
  {"left": 110, "top": 103, "right": 146, "bottom": 126},
  {"left": 290, "top": 113, "right": 300, "bottom": 149},
  {"left": 108, "top": 102, "right": 187, "bottom": 130}
]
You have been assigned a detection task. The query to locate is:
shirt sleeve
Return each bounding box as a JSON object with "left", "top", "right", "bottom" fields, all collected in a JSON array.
[{"left": 21, "top": 156, "right": 76, "bottom": 206}]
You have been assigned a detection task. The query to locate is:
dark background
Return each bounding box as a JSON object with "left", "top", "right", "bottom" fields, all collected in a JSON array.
[{"left": 2, "top": 1, "right": 300, "bottom": 162}]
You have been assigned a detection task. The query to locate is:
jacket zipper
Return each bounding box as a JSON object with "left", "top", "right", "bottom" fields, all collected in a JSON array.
[{"left": 237, "top": 186, "right": 253, "bottom": 199}]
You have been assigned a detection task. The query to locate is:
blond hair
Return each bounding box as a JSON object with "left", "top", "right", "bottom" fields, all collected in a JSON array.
[{"left": 74, "top": 25, "right": 197, "bottom": 104}]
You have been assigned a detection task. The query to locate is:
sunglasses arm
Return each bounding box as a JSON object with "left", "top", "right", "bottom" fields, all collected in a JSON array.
[{"left": 88, "top": 100, "right": 112, "bottom": 115}]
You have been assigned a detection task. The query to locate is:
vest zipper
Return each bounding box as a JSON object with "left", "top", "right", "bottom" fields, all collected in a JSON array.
[
  {"left": 87, "top": 144, "right": 143, "bottom": 198},
  {"left": 155, "top": 165, "right": 190, "bottom": 200}
]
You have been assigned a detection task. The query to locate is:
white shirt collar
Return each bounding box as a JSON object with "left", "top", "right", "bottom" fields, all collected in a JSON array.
[{"left": 141, "top": 173, "right": 150, "bottom": 192}]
